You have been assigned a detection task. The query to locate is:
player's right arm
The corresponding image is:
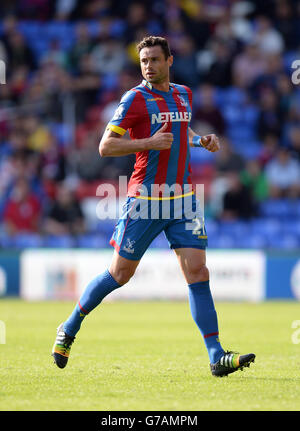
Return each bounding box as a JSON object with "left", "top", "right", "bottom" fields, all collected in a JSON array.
[{"left": 99, "top": 122, "right": 173, "bottom": 157}]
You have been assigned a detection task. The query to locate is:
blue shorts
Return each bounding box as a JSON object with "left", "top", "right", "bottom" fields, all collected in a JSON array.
[{"left": 109, "top": 194, "right": 207, "bottom": 261}]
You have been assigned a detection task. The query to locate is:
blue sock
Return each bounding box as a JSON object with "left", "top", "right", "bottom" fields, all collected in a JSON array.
[
  {"left": 188, "top": 280, "right": 224, "bottom": 364},
  {"left": 63, "top": 269, "right": 120, "bottom": 337}
]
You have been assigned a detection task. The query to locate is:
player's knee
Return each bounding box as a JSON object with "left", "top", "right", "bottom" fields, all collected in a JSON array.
[
  {"left": 188, "top": 264, "right": 209, "bottom": 284},
  {"left": 111, "top": 266, "right": 136, "bottom": 286}
]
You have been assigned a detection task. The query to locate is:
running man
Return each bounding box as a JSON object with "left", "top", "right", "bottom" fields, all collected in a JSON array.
[{"left": 52, "top": 36, "right": 255, "bottom": 377}]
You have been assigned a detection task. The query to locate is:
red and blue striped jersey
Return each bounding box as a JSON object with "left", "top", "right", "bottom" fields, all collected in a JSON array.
[{"left": 107, "top": 79, "right": 193, "bottom": 197}]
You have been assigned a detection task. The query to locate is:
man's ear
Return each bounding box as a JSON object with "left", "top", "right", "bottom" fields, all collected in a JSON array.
[{"left": 168, "top": 55, "right": 174, "bottom": 67}]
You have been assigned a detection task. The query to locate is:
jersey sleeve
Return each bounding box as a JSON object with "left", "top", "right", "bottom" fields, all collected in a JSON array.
[{"left": 107, "top": 90, "right": 140, "bottom": 136}]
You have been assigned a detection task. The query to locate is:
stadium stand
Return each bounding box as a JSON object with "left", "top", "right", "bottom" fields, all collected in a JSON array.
[{"left": 0, "top": 0, "right": 300, "bottom": 250}]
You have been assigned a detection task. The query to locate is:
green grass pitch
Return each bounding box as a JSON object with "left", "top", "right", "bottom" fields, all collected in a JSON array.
[{"left": 0, "top": 299, "right": 299, "bottom": 411}]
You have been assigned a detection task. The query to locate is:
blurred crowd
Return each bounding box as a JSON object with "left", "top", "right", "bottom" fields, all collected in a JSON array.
[{"left": 0, "top": 0, "right": 300, "bottom": 246}]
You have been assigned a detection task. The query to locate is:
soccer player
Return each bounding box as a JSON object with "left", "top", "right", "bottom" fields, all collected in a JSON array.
[{"left": 52, "top": 36, "right": 255, "bottom": 377}]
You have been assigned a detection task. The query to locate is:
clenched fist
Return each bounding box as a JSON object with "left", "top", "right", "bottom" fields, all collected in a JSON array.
[{"left": 201, "top": 134, "right": 220, "bottom": 152}]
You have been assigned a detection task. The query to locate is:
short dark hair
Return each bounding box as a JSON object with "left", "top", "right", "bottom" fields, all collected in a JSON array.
[{"left": 136, "top": 36, "right": 171, "bottom": 60}]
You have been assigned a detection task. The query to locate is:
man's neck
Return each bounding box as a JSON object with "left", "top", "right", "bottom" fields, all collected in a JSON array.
[{"left": 152, "top": 81, "right": 170, "bottom": 92}]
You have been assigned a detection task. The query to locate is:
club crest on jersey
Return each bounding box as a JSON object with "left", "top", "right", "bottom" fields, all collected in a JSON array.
[
  {"left": 123, "top": 238, "right": 135, "bottom": 254},
  {"left": 177, "top": 95, "right": 188, "bottom": 107},
  {"left": 151, "top": 111, "right": 191, "bottom": 124}
]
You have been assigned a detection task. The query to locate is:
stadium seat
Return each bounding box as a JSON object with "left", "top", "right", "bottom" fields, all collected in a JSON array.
[
  {"left": 283, "top": 200, "right": 300, "bottom": 218},
  {"left": 87, "top": 20, "right": 101, "bottom": 37},
  {"left": 110, "top": 19, "right": 126, "bottom": 38},
  {"left": 147, "top": 19, "right": 163, "bottom": 36},
  {"left": 296, "top": 201, "right": 300, "bottom": 217},
  {"left": 43, "top": 21, "right": 74, "bottom": 41},
  {"left": 190, "top": 146, "right": 215, "bottom": 163},
  {"left": 267, "top": 234, "right": 300, "bottom": 250},
  {"left": 0, "top": 233, "right": 15, "bottom": 248},
  {"left": 44, "top": 235, "right": 76, "bottom": 248},
  {"left": 238, "top": 234, "right": 268, "bottom": 249},
  {"left": 18, "top": 21, "right": 41, "bottom": 40},
  {"left": 244, "top": 105, "right": 259, "bottom": 127},
  {"left": 30, "top": 39, "right": 50, "bottom": 61},
  {"left": 234, "top": 141, "right": 262, "bottom": 160},
  {"left": 96, "top": 220, "right": 118, "bottom": 236},
  {"left": 215, "top": 87, "right": 246, "bottom": 107},
  {"left": 282, "top": 219, "right": 300, "bottom": 236},
  {"left": 102, "top": 73, "right": 119, "bottom": 90},
  {"left": 49, "top": 123, "right": 73, "bottom": 147},
  {"left": 209, "top": 234, "right": 237, "bottom": 249},
  {"left": 218, "top": 220, "right": 250, "bottom": 238},
  {"left": 87, "top": 19, "right": 126, "bottom": 39},
  {"left": 250, "top": 218, "right": 281, "bottom": 239},
  {"left": 222, "top": 105, "right": 241, "bottom": 125},
  {"left": 227, "top": 124, "right": 256, "bottom": 142},
  {"left": 223, "top": 104, "right": 258, "bottom": 126},
  {"left": 81, "top": 197, "right": 101, "bottom": 231},
  {"left": 204, "top": 219, "right": 219, "bottom": 236},
  {"left": 12, "top": 233, "right": 44, "bottom": 248},
  {"left": 77, "top": 234, "right": 108, "bottom": 249},
  {"left": 259, "top": 199, "right": 292, "bottom": 218}
]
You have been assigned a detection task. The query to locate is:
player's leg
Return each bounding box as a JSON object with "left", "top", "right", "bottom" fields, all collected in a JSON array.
[
  {"left": 174, "top": 247, "right": 225, "bottom": 365},
  {"left": 164, "top": 196, "right": 224, "bottom": 363},
  {"left": 52, "top": 197, "right": 164, "bottom": 368},
  {"left": 108, "top": 250, "right": 141, "bottom": 285},
  {"left": 63, "top": 251, "right": 140, "bottom": 336},
  {"left": 174, "top": 247, "right": 255, "bottom": 376},
  {"left": 52, "top": 252, "right": 140, "bottom": 368},
  {"left": 165, "top": 192, "right": 255, "bottom": 376}
]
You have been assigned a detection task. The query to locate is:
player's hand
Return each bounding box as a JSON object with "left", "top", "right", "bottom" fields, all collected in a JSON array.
[
  {"left": 201, "top": 134, "right": 220, "bottom": 152},
  {"left": 150, "top": 122, "right": 173, "bottom": 150}
]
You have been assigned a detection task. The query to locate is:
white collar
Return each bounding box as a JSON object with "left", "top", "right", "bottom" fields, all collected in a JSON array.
[
  {"left": 142, "top": 79, "right": 174, "bottom": 91},
  {"left": 142, "top": 79, "right": 152, "bottom": 89}
]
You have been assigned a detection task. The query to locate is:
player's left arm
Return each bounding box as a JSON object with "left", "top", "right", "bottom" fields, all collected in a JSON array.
[{"left": 188, "top": 127, "right": 220, "bottom": 152}]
